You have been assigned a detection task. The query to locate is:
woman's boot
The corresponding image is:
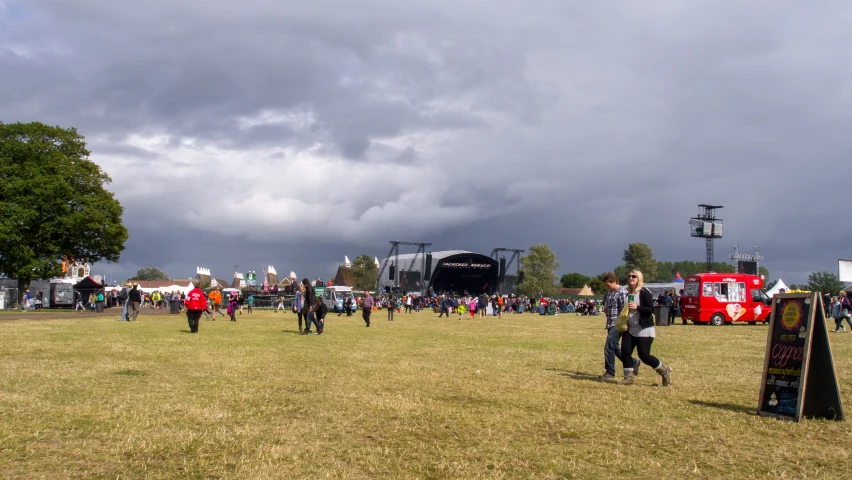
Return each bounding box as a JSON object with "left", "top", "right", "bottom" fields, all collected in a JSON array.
[
  {"left": 656, "top": 363, "right": 673, "bottom": 387},
  {"left": 617, "top": 368, "right": 634, "bottom": 385}
]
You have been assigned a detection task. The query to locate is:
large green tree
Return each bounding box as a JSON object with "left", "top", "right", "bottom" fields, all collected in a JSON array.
[
  {"left": 806, "top": 271, "right": 844, "bottom": 295},
  {"left": 0, "top": 122, "right": 128, "bottom": 295},
  {"left": 130, "top": 267, "right": 169, "bottom": 281},
  {"left": 351, "top": 254, "right": 378, "bottom": 291},
  {"left": 622, "top": 242, "right": 657, "bottom": 281},
  {"left": 560, "top": 272, "right": 590, "bottom": 288},
  {"left": 587, "top": 273, "right": 610, "bottom": 297},
  {"left": 519, "top": 244, "right": 560, "bottom": 296}
]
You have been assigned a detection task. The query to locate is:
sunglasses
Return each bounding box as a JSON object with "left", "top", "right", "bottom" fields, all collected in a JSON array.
[{"left": 628, "top": 275, "right": 638, "bottom": 278}]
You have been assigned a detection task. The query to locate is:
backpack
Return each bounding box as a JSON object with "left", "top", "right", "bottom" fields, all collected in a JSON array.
[{"left": 118, "top": 288, "right": 128, "bottom": 300}]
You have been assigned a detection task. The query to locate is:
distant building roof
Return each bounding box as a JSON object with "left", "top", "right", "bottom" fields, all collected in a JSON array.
[{"left": 334, "top": 265, "right": 355, "bottom": 287}]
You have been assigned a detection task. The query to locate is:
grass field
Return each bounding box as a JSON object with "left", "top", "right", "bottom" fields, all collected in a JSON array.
[{"left": 1, "top": 310, "right": 850, "bottom": 479}]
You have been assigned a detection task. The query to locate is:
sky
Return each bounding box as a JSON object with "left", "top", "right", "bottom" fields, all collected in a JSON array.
[{"left": 2, "top": 0, "right": 851, "bottom": 285}]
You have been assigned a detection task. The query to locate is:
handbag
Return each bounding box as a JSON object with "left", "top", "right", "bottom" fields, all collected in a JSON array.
[{"left": 615, "top": 305, "right": 630, "bottom": 332}]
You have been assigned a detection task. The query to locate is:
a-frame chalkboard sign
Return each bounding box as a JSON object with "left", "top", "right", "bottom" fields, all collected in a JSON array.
[{"left": 758, "top": 292, "right": 844, "bottom": 422}]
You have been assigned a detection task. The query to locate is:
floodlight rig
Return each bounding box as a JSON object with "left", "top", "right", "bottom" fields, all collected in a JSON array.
[
  {"left": 731, "top": 245, "right": 765, "bottom": 274},
  {"left": 690, "top": 204, "right": 724, "bottom": 272}
]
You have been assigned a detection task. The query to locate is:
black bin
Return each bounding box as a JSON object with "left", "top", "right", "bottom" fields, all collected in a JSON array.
[
  {"left": 655, "top": 306, "right": 670, "bottom": 326},
  {"left": 170, "top": 300, "right": 181, "bottom": 314}
]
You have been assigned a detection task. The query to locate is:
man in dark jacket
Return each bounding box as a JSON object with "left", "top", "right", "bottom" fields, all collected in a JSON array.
[
  {"left": 127, "top": 283, "right": 142, "bottom": 321},
  {"left": 307, "top": 298, "right": 327, "bottom": 335},
  {"left": 361, "top": 292, "right": 374, "bottom": 327},
  {"left": 300, "top": 278, "right": 317, "bottom": 335}
]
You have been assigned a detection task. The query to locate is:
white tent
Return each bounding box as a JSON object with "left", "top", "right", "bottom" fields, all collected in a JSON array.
[
  {"left": 765, "top": 279, "right": 788, "bottom": 297},
  {"left": 643, "top": 282, "right": 682, "bottom": 298}
]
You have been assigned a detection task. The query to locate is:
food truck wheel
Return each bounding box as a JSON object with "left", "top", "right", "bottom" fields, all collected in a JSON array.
[{"left": 709, "top": 313, "right": 725, "bottom": 326}]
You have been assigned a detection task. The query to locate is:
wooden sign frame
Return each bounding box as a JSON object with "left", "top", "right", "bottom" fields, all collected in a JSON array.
[{"left": 758, "top": 292, "right": 844, "bottom": 422}]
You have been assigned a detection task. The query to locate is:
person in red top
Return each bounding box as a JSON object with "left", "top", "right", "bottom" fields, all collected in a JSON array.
[{"left": 184, "top": 282, "right": 208, "bottom": 333}]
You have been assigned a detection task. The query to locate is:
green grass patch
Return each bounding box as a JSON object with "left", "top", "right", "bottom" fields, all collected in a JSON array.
[{"left": 0, "top": 311, "right": 850, "bottom": 478}]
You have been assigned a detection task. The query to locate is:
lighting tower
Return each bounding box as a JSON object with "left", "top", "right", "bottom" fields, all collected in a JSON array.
[{"left": 689, "top": 204, "right": 724, "bottom": 272}]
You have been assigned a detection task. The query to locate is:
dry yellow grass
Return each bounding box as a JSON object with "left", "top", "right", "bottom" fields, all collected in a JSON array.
[{"left": 0, "top": 310, "right": 850, "bottom": 479}]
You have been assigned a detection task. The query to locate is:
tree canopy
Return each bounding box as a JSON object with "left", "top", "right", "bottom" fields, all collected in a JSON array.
[
  {"left": 622, "top": 242, "right": 657, "bottom": 281},
  {"left": 519, "top": 244, "right": 560, "bottom": 296},
  {"left": 351, "top": 254, "right": 378, "bottom": 291},
  {"left": 130, "top": 267, "right": 169, "bottom": 281},
  {"left": 0, "top": 122, "right": 128, "bottom": 291},
  {"left": 560, "top": 272, "right": 590, "bottom": 288},
  {"left": 806, "top": 271, "right": 844, "bottom": 295}
]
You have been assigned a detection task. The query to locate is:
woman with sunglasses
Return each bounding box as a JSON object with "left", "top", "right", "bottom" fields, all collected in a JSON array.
[{"left": 618, "top": 269, "right": 673, "bottom": 386}]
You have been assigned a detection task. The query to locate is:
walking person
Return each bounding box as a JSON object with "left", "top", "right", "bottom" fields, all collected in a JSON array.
[
  {"left": 208, "top": 287, "right": 224, "bottom": 319},
  {"left": 275, "top": 294, "right": 286, "bottom": 313},
  {"left": 600, "top": 272, "right": 638, "bottom": 381},
  {"left": 618, "top": 270, "right": 672, "bottom": 386},
  {"left": 118, "top": 283, "right": 130, "bottom": 320},
  {"left": 184, "top": 282, "right": 207, "bottom": 333},
  {"left": 361, "top": 292, "right": 374, "bottom": 327},
  {"left": 75, "top": 290, "right": 85, "bottom": 313},
  {"left": 438, "top": 296, "right": 450, "bottom": 318},
  {"left": 299, "top": 278, "right": 317, "bottom": 335},
  {"left": 387, "top": 295, "right": 395, "bottom": 321},
  {"left": 246, "top": 294, "right": 254, "bottom": 314},
  {"left": 127, "top": 283, "right": 142, "bottom": 321},
  {"left": 838, "top": 291, "right": 852, "bottom": 331},
  {"left": 830, "top": 297, "right": 844, "bottom": 333},
  {"left": 340, "top": 295, "right": 353, "bottom": 317},
  {"left": 294, "top": 285, "right": 305, "bottom": 332},
  {"left": 227, "top": 292, "right": 238, "bottom": 321}
]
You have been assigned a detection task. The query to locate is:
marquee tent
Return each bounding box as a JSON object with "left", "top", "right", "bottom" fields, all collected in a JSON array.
[
  {"left": 643, "top": 282, "right": 682, "bottom": 298},
  {"left": 765, "top": 279, "right": 789, "bottom": 297}
]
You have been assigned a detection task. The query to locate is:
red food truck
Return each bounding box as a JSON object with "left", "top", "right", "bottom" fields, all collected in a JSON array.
[{"left": 681, "top": 273, "right": 772, "bottom": 325}]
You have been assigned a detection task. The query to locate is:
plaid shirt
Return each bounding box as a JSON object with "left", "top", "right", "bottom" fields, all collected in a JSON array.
[{"left": 604, "top": 286, "right": 627, "bottom": 329}]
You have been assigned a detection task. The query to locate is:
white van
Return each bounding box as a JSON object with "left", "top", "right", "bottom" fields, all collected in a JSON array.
[{"left": 322, "top": 286, "right": 357, "bottom": 313}]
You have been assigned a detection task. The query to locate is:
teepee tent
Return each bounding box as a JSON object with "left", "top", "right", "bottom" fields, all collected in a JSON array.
[
  {"left": 765, "top": 279, "right": 788, "bottom": 297},
  {"left": 577, "top": 284, "right": 594, "bottom": 296}
]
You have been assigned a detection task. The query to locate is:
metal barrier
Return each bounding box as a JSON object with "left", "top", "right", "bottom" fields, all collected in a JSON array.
[{"left": 0, "top": 288, "right": 19, "bottom": 310}]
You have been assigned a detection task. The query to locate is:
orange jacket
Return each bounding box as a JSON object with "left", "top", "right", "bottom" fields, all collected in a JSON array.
[{"left": 209, "top": 290, "right": 222, "bottom": 304}]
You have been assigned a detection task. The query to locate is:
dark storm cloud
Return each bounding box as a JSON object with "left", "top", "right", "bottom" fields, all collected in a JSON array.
[{"left": 6, "top": 0, "right": 852, "bottom": 284}]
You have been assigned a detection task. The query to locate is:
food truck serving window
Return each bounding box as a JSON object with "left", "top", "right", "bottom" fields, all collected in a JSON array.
[
  {"left": 712, "top": 281, "right": 746, "bottom": 302},
  {"left": 702, "top": 283, "right": 714, "bottom": 297},
  {"left": 684, "top": 282, "right": 699, "bottom": 297}
]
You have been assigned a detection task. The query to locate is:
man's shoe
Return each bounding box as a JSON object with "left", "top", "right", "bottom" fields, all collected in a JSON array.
[
  {"left": 599, "top": 373, "right": 616, "bottom": 381},
  {"left": 299, "top": 330, "right": 309, "bottom": 335}
]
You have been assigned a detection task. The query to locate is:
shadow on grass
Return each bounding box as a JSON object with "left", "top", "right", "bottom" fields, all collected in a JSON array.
[
  {"left": 282, "top": 329, "right": 303, "bottom": 335},
  {"left": 544, "top": 368, "right": 605, "bottom": 383},
  {"left": 688, "top": 399, "right": 756, "bottom": 415}
]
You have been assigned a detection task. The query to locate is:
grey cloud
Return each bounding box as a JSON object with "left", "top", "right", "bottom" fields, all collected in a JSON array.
[{"left": 6, "top": 0, "right": 852, "bottom": 283}]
